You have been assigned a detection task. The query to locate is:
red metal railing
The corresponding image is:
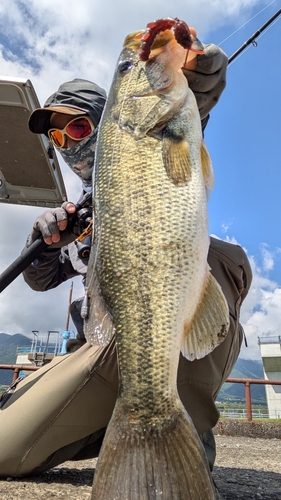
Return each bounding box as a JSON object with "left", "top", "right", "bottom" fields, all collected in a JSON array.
[
  {"left": 0, "top": 364, "right": 39, "bottom": 383},
  {"left": 225, "top": 377, "right": 281, "bottom": 421},
  {"left": 1, "top": 365, "right": 281, "bottom": 421}
]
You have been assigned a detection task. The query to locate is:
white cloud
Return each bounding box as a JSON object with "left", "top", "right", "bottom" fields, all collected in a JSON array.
[
  {"left": 260, "top": 242, "right": 275, "bottom": 272},
  {"left": 238, "top": 253, "right": 281, "bottom": 360},
  {"left": 224, "top": 234, "right": 239, "bottom": 245},
  {"left": 221, "top": 219, "right": 234, "bottom": 233},
  {"left": 0, "top": 273, "right": 85, "bottom": 337},
  {"left": 0, "top": 0, "right": 270, "bottom": 101},
  {"left": 210, "top": 235, "right": 281, "bottom": 361},
  {"left": 0, "top": 0, "right": 276, "bottom": 344}
]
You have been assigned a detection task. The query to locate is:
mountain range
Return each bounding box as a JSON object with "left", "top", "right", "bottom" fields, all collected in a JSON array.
[
  {"left": 0, "top": 332, "right": 267, "bottom": 403},
  {"left": 217, "top": 357, "right": 266, "bottom": 404},
  {"left": 0, "top": 332, "right": 32, "bottom": 385}
]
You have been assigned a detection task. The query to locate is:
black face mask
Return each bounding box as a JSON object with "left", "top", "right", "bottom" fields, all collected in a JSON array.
[{"left": 59, "top": 128, "right": 99, "bottom": 188}]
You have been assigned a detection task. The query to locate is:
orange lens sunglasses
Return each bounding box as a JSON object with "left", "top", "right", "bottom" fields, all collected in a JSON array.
[{"left": 48, "top": 116, "right": 94, "bottom": 148}]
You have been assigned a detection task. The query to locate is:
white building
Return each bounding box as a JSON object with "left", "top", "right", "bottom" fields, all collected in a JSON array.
[
  {"left": 15, "top": 331, "right": 64, "bottom": 376},
  {"left": 258, "top": 336, "right": 281, "bottom": 419}
]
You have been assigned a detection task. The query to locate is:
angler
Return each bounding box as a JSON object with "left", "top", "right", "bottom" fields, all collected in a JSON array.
[{"left": 0, "top": 18, "right": 252, "bottom": 500}]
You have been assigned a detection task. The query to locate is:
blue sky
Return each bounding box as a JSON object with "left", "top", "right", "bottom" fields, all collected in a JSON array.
[
  {"left": 207, "top": 4, "right": 281, "bottom": 278},
  {"left": 0, "top": 0, "right": 280, "bottom": 360}
]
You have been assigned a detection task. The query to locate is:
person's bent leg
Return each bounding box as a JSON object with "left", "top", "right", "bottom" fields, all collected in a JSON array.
[
  {"left": 0, "top": 337, "right": 118, "bottom": 477},
  {"left": 0, "top": 238, "right": 252, "bottom": 477},
  {"left": 177, "top": 237, "right": 252, "bottom": 469}
]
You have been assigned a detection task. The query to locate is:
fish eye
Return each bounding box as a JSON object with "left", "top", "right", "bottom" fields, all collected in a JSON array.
[{"left": 118, "top": 60, "right": 133, "bottom": 73}]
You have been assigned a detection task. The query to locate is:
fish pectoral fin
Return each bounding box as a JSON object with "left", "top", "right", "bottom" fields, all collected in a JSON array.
[
  {"left": 201, "top": 141, "right": 214, "bottom": 190},
  {"left": 83, "top": 275, "right": 115, "bottom": 347},
  {"left": 181, "top": 272, "right": 229, "bottom": 361},
  {"left": 162, "top": 135, "right": 191, "bottom": 186}
]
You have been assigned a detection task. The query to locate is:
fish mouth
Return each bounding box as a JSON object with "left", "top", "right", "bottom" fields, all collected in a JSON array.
[
  {"left": 121, "top": 29, "right": 190, "bottom": 99},
  {"left": 124, "top": 22, "right": 204, "bottom": 67}
]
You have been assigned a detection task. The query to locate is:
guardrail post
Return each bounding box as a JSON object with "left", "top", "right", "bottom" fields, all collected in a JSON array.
[
  {"left": 12, "top": 366, "right": 21, "bottom": 383},
  {"left": 245, "top": 381, "right": 252, "bottom": 421}
]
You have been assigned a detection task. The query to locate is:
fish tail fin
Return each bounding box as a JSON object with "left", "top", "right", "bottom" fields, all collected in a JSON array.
[
  {"left": 91, "top": 403, "right": 216, "bottom": 500},
  {"left": 181, "top": 271, "right": 229, "bottom": 361}
]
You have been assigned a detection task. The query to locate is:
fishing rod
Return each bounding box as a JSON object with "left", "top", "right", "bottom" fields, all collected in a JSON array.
[
  {"left": 228, "top": 8, "right": 281, "bottom": 64},
  {"left": 65, "top": 281, "right": 74, "bottom": 331}
]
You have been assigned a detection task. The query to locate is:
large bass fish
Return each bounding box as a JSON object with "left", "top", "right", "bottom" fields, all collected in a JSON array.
[{"left": 85, "top": 17, "right": 229, "bottom": 500}]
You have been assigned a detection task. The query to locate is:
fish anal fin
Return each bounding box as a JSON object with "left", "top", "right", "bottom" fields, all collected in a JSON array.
[
  {"left": 181, "top": 272, "right": 229, "bottom": 361},
  {"left": 163, "top": 135, "right": 191, "bottom": 186},
  {"left": 201, "top": 141, "right": 214, "bottom": 190}
]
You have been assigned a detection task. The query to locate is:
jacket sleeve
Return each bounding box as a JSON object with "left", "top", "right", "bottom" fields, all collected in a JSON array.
[
  {"left": 183, "top": 44, "right": 228, "bottom": 134},
  {"left": 23, "top": 246, "right": 80, "bottom": 292}
]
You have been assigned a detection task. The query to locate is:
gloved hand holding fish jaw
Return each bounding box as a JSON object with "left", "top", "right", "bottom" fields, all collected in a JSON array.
[
  {"left": 183, "top": 43, "right": 228, "bottom": 120},
  {"left": 86, "top": 17, "right": 229, "bottom": 500}
]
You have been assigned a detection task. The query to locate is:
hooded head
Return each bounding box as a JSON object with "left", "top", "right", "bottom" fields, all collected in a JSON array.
[
  {"left": 28, "top": 79, "right": 107, "bottom": 188},
  {"left": 29, "top": 79, "right": 106, "bottom": 135}
]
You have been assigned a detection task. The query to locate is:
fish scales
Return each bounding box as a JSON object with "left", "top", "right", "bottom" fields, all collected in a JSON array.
[
  {"left": 86, "top": 32, "right": 228, "bottom": 499},
  {"left": 94, "top": 104, "right": 207, "bottom": 411}
]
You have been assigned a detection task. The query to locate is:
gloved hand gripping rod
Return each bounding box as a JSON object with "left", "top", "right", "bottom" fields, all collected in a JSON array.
[{"left": 0, "top": 192, "right": 92, "bottom": 293}]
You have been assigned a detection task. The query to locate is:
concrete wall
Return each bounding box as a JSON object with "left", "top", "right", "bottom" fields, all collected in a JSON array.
[{"left": 260, "top": 341, "right": 281, "bottom": 419}]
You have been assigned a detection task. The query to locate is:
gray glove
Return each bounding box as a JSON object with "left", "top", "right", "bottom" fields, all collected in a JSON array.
[
  {"left": 27, "top": 201, "right": 78, "bottom": 249},
  {"left": 183, "top": 44, "right": 228, "bottom": 120}
]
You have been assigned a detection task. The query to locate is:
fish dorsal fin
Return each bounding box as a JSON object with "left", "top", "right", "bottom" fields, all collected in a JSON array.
[
  {"left": 201, "top": 141, "right": 214, "bottom": 190},
  {"left": 181, "top": 271, "right": 229, "bottom": 361},
  {"left": 162, "top": 134, "right": 192, "bottom": 186}
]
